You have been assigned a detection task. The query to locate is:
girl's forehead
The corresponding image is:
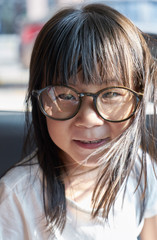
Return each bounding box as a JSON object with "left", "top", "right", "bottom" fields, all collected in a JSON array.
[
  {"left": 55, "top": 70, "right": 132, "bottom": 87},
  {"left": 49, "top": 75, "right": 133, "bottom": 90},
  {"left": 68, "top": 78, "right": 122, "bottom": 87},
  {"left": 45, "top": 60, "right": 134, "bottom": 88}
]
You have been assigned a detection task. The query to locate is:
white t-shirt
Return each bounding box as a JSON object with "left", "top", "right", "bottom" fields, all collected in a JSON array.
[{"left": 0, "top": 154, "right": 157, "bottom": 240}]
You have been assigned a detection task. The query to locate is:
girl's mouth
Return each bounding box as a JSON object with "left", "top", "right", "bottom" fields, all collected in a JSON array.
[{"left": 73, "top": 138, "right": 109, "bottom": 149}]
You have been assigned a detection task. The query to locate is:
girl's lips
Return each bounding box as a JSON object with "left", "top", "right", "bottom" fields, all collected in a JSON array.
[{"left": 73, "top": 138, "right": 110, "bottom": 149}]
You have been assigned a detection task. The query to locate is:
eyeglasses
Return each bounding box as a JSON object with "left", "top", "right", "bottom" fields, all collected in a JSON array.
[{"left": 32, "top": 85, "right": 143, "bottom": 122}]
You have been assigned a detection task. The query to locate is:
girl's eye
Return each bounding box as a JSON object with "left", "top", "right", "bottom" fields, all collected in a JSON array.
[
  {"left": 102, "top": 91, "right": 121, "bottom": 99},
  {"left": 58, "top": 94, "right": 76, "bottom": 101}
]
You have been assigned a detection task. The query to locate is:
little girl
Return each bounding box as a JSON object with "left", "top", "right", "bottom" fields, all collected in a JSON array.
[{"left": 0, "top": 3, "right": 157, "bottom": 240}]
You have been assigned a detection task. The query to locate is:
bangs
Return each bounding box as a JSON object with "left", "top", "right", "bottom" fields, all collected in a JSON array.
[{"left": 36, "top": 4, "right": 145, "bottom": 89}]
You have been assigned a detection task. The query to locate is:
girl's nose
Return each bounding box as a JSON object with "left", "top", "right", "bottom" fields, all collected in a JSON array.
[{"left": 74, "top": 97, "right": 104, "bottom": 128}]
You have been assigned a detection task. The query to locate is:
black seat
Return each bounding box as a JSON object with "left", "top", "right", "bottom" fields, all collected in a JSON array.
[{"left": 0, "top": 111, "right": 26, "bottom": 177}]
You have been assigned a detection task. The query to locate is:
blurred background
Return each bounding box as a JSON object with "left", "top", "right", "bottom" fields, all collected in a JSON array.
[{"left": 0, "top": 0, "right": 157, "bottom": 111}]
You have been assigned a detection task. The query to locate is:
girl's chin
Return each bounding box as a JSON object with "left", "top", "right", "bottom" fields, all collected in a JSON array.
[
  {"left": 65, "top": 152, "right": 105, "bottom": 170},
  {"left": 59, "top": 146, "right": 107, "bottom": 171}
]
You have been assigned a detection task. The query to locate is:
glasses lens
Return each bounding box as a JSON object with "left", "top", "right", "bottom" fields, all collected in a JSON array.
[
  {"left": 40, "top": 86, "right": 80, "bottom": 119},
  {"left": 97, "top": 87, "right": 137, "bottom": 121}
]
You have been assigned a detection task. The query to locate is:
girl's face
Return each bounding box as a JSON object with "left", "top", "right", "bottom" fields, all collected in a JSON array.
[{"left": 46, "top": 80, "right": 133, "bottom": 170}]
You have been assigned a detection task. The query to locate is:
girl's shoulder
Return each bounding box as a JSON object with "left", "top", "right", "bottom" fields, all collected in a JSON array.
[
  {"left": 132, "top": 150, "right": 157, "bottom": 196},
  {"left": 137, "top": 149, "right": 157, "bottom": 181},
  {"left": 133, "top": 150, "right": 157, "bottom": 219},
  {"left": 0, "top": 153, "right": 47, "bottom": 239}
]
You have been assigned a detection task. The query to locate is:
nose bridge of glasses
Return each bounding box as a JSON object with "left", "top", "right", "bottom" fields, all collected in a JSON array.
[
  {"left": 78, "top": 92, "right": 98, "bottom": 115},
  {"left": 79, "top": 92, "right": 97, "bottom": 99},
  {"left": 78, "top": 92, "right": 97, "bottom": 110}
]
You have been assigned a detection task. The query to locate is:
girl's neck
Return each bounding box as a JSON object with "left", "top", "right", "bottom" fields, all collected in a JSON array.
[
  {"left": 64, "top": 166, "right": 100, "bottom": 207},
  {"left": 59, "top": 150, "right": 101, "bottom": 207}
]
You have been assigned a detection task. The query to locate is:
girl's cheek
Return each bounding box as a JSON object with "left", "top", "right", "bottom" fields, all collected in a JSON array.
[{"left": 109, "top": 120, "right": 132, "bottom": 139}]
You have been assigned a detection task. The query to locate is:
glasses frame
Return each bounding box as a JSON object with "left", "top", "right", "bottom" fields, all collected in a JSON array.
[{"left": 32, "top": 85, "right": 143, "bottom": 122}]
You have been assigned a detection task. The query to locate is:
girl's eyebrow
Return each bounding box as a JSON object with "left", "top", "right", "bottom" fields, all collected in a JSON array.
[{"left": 104, "top": 80, "right": 121, "bottom": 86}]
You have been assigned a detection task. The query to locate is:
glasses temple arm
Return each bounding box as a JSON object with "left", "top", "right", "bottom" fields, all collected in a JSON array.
[{"left": 32, "top": 90, "right": 40, "bottom": 98}]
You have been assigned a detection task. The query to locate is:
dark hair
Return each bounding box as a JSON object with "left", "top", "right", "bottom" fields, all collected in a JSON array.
[{"left": 24, "top": 2, "right": 157, "bottom": 233}]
